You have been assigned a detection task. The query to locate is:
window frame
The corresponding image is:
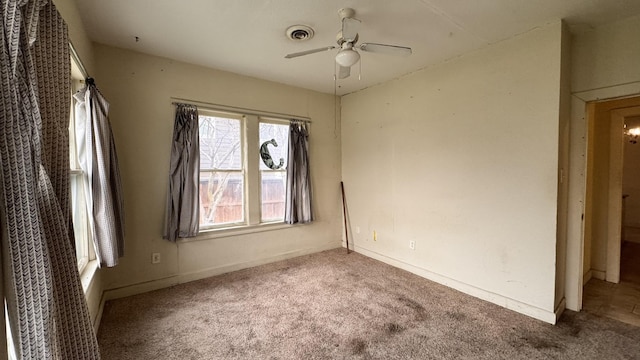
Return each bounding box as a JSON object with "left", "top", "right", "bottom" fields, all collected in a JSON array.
[
  {"left": 69, "top": 57, "right": 96, "bottom": 273},
  {"left": 195, "top": 110, "right": 293, "bottom": 233},
  {"left": 198, "top": 110, "right": 246, "bottom": 230},
  {"left": 258, "top": 118, "right": 290, "bottom": 223}
]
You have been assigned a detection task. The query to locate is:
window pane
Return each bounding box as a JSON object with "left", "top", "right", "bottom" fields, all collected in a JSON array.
[
  {"left": 259, "top": 122, "right": 289, "bottom": 171},
  {"left": 69, "top": 99, "right": 78, "bottom": 169},
  {"left": 259, "top": 122, "right": 288, "bottom": 222},
  {"left": 200, "top": 116, "right": 242, "bottom": 170},
  {"left": 70, "top": 173, "right": 89, "bottom": 270},
  {"left": 200, "top": 171, "right": 244, "bottom": 226},
  {"left": 261, "top": 171, "right": 286, "bottom": 222}
]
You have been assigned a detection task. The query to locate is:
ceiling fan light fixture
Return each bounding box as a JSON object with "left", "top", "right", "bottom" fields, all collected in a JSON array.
[
  {"left": 624, "top": 124, "right": 640, "bottom": 144},
  {"left": 335, "top": 48, "right": 360, "bottom": 67}
]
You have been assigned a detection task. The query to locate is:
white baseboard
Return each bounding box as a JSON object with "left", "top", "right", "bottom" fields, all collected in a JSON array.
[
  {"left": 94, "top": 292, "right": 105, "bottom": 333},
  {"left": 98, "top": 242, "right": 340, "bottom": 312},
  {"left": 623, "top": 225, "right": 640, "bottom": 243},
  {"left": 624, "top": 237, "right": 640, "bottom": 244},
  {"left": 591, "top": 270, "right": 606, "bottom": 280},
  {"left": 354, "top": 246, "right": 559, "bottom": 324},
  {"left": 554, "top": 297, "right": 566, "bottom": 323},
  {"left": 583, "top": 270, "right": 593, "bottom": 285}
]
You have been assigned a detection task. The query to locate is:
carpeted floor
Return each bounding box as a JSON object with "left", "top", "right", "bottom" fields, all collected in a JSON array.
[{"left": 98, "top": 249, "right": 640, "bottom": 359}]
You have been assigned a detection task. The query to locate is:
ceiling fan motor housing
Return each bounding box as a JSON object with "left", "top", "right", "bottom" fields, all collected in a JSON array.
[
  {"left": 336, "top": 31, "right": 358, "bottom": 46},
  {"left": 338, "top": 8, "right": 356, "bottom": 20}
]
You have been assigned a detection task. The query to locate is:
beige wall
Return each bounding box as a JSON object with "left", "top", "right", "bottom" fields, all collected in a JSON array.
[
  {"left": 341, "top": 22, "right": 564, "bottom": 323},
  {"left": 566, "top": 14, "right": 640, "bottom": 308},
  {"left": 53, "top": 0, "right": 94, "bottom": 73},
  {"left": 92, "top": 44, "right": 342, "bottom": 293},
  {"left": 572, "top": 15, "right": 640, "bottom": 95}
]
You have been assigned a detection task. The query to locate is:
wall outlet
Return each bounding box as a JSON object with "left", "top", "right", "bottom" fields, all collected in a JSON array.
[
  {"left": 152, "top": 252, "right": 161, "bottom": 264},
  {"left": 373, "top": 230, "right": 377, "bottom": 241},
  {"left": 409, "top": 240, "right": 416, "bottom": 250},
  {"left": 356, "top": 226, "right": 361, "bottom": 234}
]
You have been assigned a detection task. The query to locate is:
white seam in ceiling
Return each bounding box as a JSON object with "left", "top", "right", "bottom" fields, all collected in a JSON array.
[{"left": 417, "top": 0, "right": 490, "bottom": 44}]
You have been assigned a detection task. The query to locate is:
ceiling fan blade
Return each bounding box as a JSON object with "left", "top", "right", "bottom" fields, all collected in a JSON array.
[
  {"left": 338, "top": 65, "right": 351, "bottom": 79},
  {"left": 359, "top": 43, "right": 412, "bottom": 56},
  {"left": 342, "top": 17, "right": 361, "bottom": 42},
  {"left": 285, "top": 46, "right": 336, "bottom": 59}
]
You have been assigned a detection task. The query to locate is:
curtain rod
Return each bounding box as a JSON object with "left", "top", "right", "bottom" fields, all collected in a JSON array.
[
  {"left": 69, "top": 42, "right": 89, "bottom": 78},
  {"left": 170, "top": 97, "right": 311, "bottom": 123}
]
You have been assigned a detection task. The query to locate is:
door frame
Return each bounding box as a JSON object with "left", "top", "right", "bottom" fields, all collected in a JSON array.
[
  {"left": 606, "top": 106, "right": 640, "bottom": 283},
  {"left": 567, "top": 92, "right": 640, "bottom": 312}
]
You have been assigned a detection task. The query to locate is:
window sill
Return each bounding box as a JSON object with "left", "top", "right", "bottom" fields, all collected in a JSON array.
[
  {"left": 80, "top": 259, "right": 99, "bottom": 293},
  {"left": 180, "top": 221, "right": 305, "bottom": 243}
]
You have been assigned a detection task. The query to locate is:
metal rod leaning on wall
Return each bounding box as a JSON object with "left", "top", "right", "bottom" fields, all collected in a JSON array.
[{"left": 341, "top": 181, "right": 350, "bottom": 254}]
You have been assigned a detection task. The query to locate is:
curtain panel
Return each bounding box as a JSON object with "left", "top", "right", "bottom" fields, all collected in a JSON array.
[
  {"left": 73, "top": 81, "right": 125, "bottom": 268},
  {"left": 0, "top": 0, "right": 100, "bottom": 358},
  {"left": 285, "top": 121, "right": 313, "bottom": 224},
  {"left": 164, "top": 104, "right": 200, "bottom": 241}
]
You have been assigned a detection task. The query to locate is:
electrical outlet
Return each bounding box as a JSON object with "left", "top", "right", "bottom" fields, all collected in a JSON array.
[
  {"left": 356, "top": 226, "right": 361, "bottom": 234},
  {"left": 152, "top": 252, "right": 161, "bottom": 264},
  {"left": 373, "top": 230, "right": 377, "bottom": 241},
  {"left": 409, "top": 240, "right": 416, "bottom": 250}
]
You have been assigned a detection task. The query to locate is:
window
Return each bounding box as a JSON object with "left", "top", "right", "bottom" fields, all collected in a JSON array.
[
  {"left": 259, "top": 122, "right": 289, "bottom": 222},
  {"left": 69, "top": 56, "right": 94, "bottom": 272},
  {"left": 197, "top": 110, "right": 290, "bottom": 230},
  {"left": 199, "top": 114, "right": 244, "bottom": 227}
]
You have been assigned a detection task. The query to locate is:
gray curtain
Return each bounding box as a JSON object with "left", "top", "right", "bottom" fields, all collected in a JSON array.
[
  {"left": 73, "top": 81, "right": 125, "bottom": 268},
  {"left": 164, "top": 104, "right": 200, "bottom": 241},
  {"left": 285, "top": 121, "right": 313, "bottom": 224},
  {"left": 0, "top": 0, "right": 100, "bottom": 358}
]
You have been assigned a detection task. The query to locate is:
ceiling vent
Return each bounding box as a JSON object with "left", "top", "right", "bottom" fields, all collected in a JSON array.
[{"left": 286, "top": 25, "right": 314, "bottom": 41}]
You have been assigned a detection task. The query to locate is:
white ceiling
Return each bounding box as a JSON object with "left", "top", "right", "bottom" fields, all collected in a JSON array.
[{"left": 75, "top": 0, "right": 640, "bottom": 96}]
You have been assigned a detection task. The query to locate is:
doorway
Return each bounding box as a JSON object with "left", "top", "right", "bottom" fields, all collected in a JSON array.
[
  {"left": 581, "top": 98, "right": 640, "bottom": 326},
  {"left": 620, "top": 114, "right": 640, "bottom": 286}
]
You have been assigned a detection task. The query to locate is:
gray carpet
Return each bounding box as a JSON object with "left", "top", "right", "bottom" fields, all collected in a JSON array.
[{"left": 98, "top": 249, "right": 640, "bottom": 359}]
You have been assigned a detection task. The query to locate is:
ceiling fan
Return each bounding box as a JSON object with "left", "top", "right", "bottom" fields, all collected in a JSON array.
[{"left": 285, "top": 8, "right": 412, "bottom": 79}]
